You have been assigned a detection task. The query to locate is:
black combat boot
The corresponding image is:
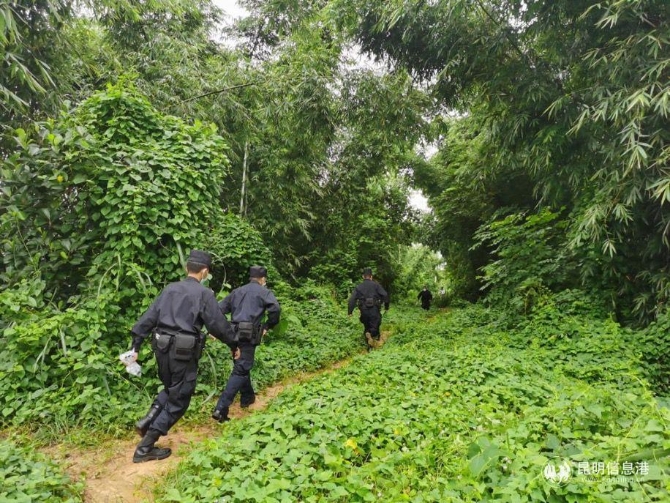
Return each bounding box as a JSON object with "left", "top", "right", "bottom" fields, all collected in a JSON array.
[
  {"left": 365, "top": 332, "right": 374, "bottom": 351},
  {"left": 135, "top": 403, "right": 162, "bottom": 437},
  {"left": 132, "top": 429, "right": 171, "bottom": 463},
  {"left": 211, "top": 407, "right": 230, "bottom": 423},
  {"left": 240, "top": 395, "right": 256, "bottom": 408}
]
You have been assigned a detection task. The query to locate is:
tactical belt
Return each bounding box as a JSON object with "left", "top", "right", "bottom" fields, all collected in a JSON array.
[
  {"left": 153, "top": 329, "right": 201, "bottom": 361},
  {"left": 233, "top": 321, "right": 261, "bottom": 345},
  {"left": 358, "top": 297, "right": 380, "bottom": 309}
]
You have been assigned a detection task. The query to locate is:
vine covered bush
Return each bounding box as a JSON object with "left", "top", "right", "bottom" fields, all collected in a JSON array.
[
  {"left": 0, "top": 82, "right": 229, "bottom": 306},
  {"left": 0, "top": 438, "right": 83, "bottom": 502},
  {"left": 473, "top": 209, "right": 579, "bottom": 312},
  {"left": 636, "top": 309, "right": 670, "bottom": 394},
  {"left": 200, "top": 212, "right": 274, "bottom": 292}
]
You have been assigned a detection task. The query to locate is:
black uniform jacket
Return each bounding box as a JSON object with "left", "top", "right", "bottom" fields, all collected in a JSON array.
[
  {"left": 131, "top": 277, "right": 236, "bottom": 351},
  {"left": 348, "top": 279, "right": 390, "bottom": 315},
  {"left": 220, "top": 281, "right": 281, "bottom": 329},
  {"left": 418, "top": 290, "right": 433, "bottom": 302}
]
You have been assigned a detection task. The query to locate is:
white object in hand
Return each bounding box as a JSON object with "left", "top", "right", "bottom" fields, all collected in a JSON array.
[{"left": 119, "top": 350, "right": 142, "bottom": 377}]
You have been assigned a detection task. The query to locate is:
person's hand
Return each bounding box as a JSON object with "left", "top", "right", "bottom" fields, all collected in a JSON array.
[
  {"left": 262, "top": 329, "right": 268, "bottom": 338},
  {"left": 348, "top": 313, "right": 352, "bottom": 317},
  {"left": 232, "top": 347, "right": 241, "bottom": 360},
  {"left": 121, "top": 350, "right": 138, "bottom": 365},
  {"left": 208, "top": 333, "right": 217, "bottom": 341}
]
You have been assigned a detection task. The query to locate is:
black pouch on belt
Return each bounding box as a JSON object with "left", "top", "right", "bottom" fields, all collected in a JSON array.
[
  {"left": 172, "top": 333, "right": 197, "bottom": 361},
  {"left": 153, "top": 332, "right": 173, "bottom": 353},
  {"left": 236, "top": 322, "right": 255, "bottom": 342}
]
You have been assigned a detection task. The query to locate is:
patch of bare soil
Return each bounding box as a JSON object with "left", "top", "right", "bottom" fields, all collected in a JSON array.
[{"left": 45, "top": 355, "right": 363, "bottom": 503}]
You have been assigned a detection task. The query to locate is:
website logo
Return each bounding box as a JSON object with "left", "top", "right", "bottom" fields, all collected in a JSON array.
[{"left": 543, "top": 460, "right": 572, "bottom": 486}]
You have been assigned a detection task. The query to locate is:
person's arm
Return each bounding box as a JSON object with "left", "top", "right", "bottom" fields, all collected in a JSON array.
[
  {"left": 263, "top": 291, "right": 281, "bottom": 330},
  {"left": 417, "top": 291, "right": 422, "bottom": 301},
  {"left": 130, "top": 295, "right": 162, "bottom": 352},
  {"left": 379, "top": 285, "right": 390, "bottom": 310},
  {"left": 347, "top": 287, "right": 358, "bottom": 315},
  {"left": 219, "top": 292, "right": 233, "bottom": 316},
  {"left": 204, "top": 291, "right": 237, "bottom": 348}
]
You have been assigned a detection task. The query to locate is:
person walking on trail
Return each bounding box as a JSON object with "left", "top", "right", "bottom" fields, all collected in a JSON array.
[
  {"left": 348, "top": 267, "right": 390, "bottom": 350},
  {"left": 212, "top": 265, "right": 281, "bottom": 423},
  {"left": 125, "top": 250, "right": 238, "bottom": 463},
  {"left": 418, "top": 285, "right": 433, "bottom": 311}
]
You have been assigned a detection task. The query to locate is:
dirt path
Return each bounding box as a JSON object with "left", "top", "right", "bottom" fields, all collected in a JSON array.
[{"left": 46, "top": 357, "right": 358, "bottom": 503}]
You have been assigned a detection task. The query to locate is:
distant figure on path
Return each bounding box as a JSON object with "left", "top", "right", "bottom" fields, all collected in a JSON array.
[
  {"left": 418, "top": 285, "right": 433, "bottom": 311},
  {"left": 348, "top": 268, "right": 389, "bottom": 350}
]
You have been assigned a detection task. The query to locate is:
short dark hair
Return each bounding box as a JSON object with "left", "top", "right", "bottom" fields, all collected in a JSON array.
[{"left": 186, "top": 261, "right": 208, "bottom": 274}]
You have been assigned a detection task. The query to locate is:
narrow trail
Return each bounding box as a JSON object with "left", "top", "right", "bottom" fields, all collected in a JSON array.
[{"left": 44, "top": 338, "right": 391, "bottom": 503}]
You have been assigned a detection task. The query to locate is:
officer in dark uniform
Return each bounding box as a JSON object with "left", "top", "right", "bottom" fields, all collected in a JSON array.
[
  {"left": 418, "top": 285, "right": 433, "bottom": 310},
  {"left": 212, "top": 265, "right": 281, "bottom": 422},
  {"left": 126, "top": 250, "right": 237, "bottom": 463},
  {"left": 348, "top": 267, "right": 390, "bottom": 349}
]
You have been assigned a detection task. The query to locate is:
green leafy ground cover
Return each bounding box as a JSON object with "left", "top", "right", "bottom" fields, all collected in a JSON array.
[
  {"left": 157, "top": 304, "right": 670, "bottom": 502},
  {"left": 0, "top": 438, "right": 83, "bottom": 502}
]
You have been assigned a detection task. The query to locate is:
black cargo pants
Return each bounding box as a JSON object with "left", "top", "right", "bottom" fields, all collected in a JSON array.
[
  {"left": 360, "top": 306, "right": 382, "bottom": 339},
  {"left": 148, "top": 340, "right": 199, "bottom": 435}
]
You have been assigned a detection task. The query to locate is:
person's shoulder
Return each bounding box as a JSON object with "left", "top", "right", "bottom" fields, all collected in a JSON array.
[
  {"left": 240, "top": 281, "right": 258, "bottom": 292},
  {"left": 196, "top": 283, "right": 217, "bottom": 299},
  {"left": 181, "top": 278, "right": 215, "bottom": 296},
  {"left": 160, "top": 278, "right": 205, "bottom": 299},
  {"left": 227, "top": 282, "right": 254, "bottom": 297},
  {"left": 250, "top": 282, "right": 274, "bottom": 297},
  {"left": 162, "top": 278, "right": 190, "bottom": 292},
  {"left": 223, "top": 285, "right": 243, "bottom": 299},
  {"left": 264, "top": 286, "right": 279, "bottom": 299}
]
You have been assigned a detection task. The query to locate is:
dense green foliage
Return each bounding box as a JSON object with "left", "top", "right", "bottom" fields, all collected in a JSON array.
[
  {"left": 1, "top": 0, "right": 425, "bottom": 294},
  {"left": 472, "top": 209, "right": 581, "bottom": 312},
  {"left": 636, "top": 309, "right": 670, "bottom": 395},
  {"left": 1, "top": 83, "right": 228, "bottom": 302},
  {"left": 390, "top": 244, "right": 449, "bottom": 305},
  {"left": 0, "top": 291, "right": 129, "bottom": 435},
  {"left": 0, "top": 1, "right": 68, "bottom": 123},
  {"left": 158, "top": 304, "right": 669, "bottom": 502},
  {"left": 414, "top": 116, "right": 538, "bottom": 302},
  {"left": 201, "top": 213, "right": 273, "bottom": 292}
]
